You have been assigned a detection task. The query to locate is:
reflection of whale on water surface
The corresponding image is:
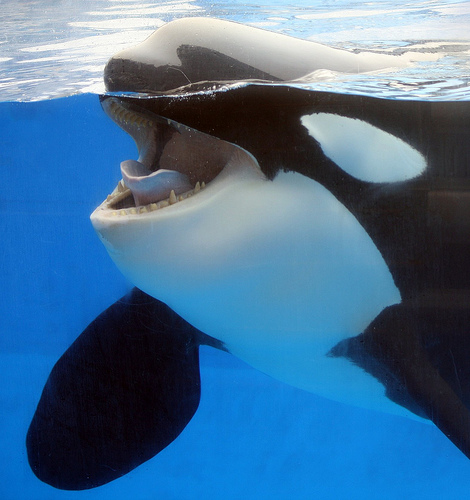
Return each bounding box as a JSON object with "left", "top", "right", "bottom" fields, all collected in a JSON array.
[{"left": 27, "top": 18, "right": 470, "bottom": 490}]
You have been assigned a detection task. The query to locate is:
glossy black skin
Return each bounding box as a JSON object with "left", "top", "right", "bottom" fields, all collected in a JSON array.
[{"left": 27, "top": 288, "right": 222, "bottom": 489}]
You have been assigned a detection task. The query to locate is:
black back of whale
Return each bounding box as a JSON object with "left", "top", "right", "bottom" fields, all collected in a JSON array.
[{"left": 28, "top": 21, "right": 470, "bottom": 490}]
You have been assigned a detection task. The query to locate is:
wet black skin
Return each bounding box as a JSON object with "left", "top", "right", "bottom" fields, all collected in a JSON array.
[{"left": 27, "top": 288, "right": 224, "bottom": 490}]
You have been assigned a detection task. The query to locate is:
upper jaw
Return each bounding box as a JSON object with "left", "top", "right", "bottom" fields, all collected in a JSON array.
[{"left": 91, "top": 96, "right": 266, "bottom": 224}]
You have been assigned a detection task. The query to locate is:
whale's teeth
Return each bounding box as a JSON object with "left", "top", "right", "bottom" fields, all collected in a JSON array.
[
  {"left": 109, "top": 188, "right": 132, "bottom": 206},
  {"left": 107, "top": 178, "right": 208, "bottom": 216}
]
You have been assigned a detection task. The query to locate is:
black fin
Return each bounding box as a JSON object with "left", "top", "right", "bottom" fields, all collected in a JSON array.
[
  {"left": 361, "top": 303, "right": 470, "bottom": 459},
  {"left": 27, "top": 288, "right": 212, "bottom": 490},
  {"left": 329, "top": 334, "right": 428, "bottom": 419}
]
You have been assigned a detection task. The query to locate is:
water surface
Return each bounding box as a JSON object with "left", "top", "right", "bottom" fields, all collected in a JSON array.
[{"left": 1, "top": 0, "right": 469, "bottom": 101}]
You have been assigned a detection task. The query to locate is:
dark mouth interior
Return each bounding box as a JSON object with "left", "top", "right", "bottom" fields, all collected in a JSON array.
[
  {"left": 101, "top": 97, "right": 236, "bottom": 210},
  {"left": 111, "top": 186, "right": 135, "bottom": 210}
]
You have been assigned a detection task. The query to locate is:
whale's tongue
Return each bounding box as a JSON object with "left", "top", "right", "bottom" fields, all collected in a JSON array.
[{"left": 121, "top": 159, "right": 193, "bottom": 206}]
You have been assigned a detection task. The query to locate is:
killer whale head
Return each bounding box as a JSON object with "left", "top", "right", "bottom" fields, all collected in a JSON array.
[
  {"left": 90, "top": 18, "right": 435, "bottom": 403},
  {"left": 92, "top": 14, "right": 428, "bottom": 319}
]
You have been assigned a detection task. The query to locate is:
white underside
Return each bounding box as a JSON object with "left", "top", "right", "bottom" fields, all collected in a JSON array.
[{"left": 92, "top": 162, "right": 422, "bottom": 419}]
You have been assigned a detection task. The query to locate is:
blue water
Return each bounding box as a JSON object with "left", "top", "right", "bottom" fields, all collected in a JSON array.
[
  {"left": 2, "top": 87, "right": 470, "bottom": 500},
  {"left": 2, "top": 1, "right": 470, "bottom": 499}
]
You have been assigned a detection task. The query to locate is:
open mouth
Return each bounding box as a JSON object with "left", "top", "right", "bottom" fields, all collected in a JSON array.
[{"left": 98, "top": 96, "right": 238, "bottom": 216}]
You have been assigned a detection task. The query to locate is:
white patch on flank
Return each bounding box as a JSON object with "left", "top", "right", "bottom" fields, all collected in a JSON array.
[{"left": 301, "top": 113, "right": 427, "bottom": 183}]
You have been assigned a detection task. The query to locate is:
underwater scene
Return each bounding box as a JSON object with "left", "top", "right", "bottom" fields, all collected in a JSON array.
[{"left": 2, "top": 1, "right": 470, "bottom": 499}]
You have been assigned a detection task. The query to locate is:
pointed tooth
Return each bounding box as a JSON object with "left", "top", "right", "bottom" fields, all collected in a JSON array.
[
  {"left": 194, "top": 181, "right": 200, "bottom": 193},
  {"left": 150, "top": 203, "right": 158, "bottom": 211},
  {"left": 120, "top": 210, "right": 127, "bottom": 216},
  {"left": 169, "top": 190, "right": 177, "bottom": 204},
  {"left": 111, "top": 211, "right": 118, "bottom": 216},
  {"left": 160, "top": 200, "right": 169, "bottom": 208},
  {"left": 140, "top": 206, "right": 148, "bottom": 213},
  {"left": 201, "top": 181, "right": 206, "bottom": 189},
  {"left": 129, "top": 208, "right": 137, "bottom": 215}
]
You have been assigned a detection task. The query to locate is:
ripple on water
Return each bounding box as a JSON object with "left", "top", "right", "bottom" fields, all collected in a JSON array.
[{"left": 1, "top": 0, "right": 469, "bottom": 101}]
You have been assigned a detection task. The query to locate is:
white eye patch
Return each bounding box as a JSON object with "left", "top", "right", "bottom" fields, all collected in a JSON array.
[{"left": 301, "top": 113, "right": 426, "bottom": 183}]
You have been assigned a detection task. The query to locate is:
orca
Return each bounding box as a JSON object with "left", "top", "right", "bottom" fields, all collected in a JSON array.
[{"left": 27, "top": 18, "right": 470, "bottom": 490}]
